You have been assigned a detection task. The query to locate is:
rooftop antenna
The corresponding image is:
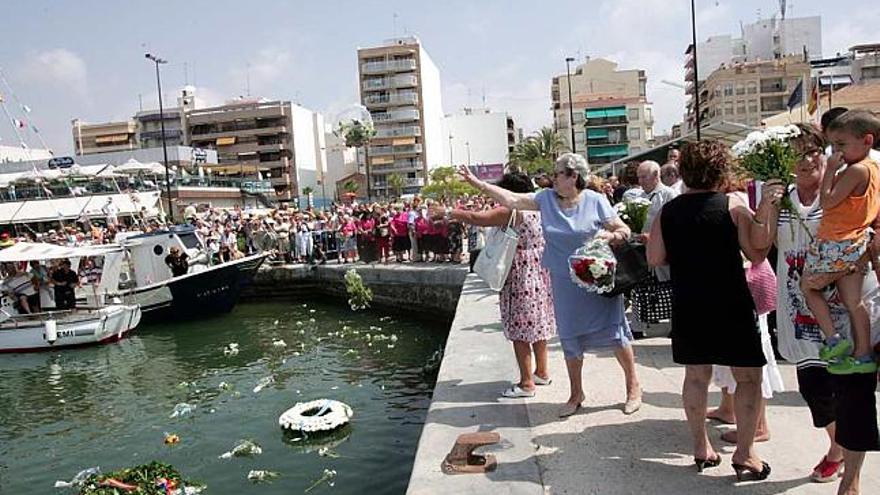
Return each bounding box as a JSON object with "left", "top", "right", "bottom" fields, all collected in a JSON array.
[
  {"left": 245, "top": 62, "right": 251, "bottom": 97},
  {"left": 481, "top": 87, "right": 486, "bottom": 108},
  {"left": 138, "top": 93, "right": 143, "bottom": 111}
]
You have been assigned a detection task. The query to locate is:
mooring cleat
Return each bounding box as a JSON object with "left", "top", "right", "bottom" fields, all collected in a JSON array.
[{"left": 441, "top": 432, "right": 500, "bottom": 474}]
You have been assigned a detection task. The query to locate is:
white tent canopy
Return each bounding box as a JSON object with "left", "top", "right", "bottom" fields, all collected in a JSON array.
[
  {"left": 0, "top": 241, "right": 122, "bottom": 263},
  {"left": 0, "top": 191, "right": 161, "bottom": 225},
  {"left": 115, "top": 159, "right": 169, "bottom": 175}
]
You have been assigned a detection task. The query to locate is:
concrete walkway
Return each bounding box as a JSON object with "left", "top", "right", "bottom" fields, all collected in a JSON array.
[{"left": 408, "top": 274, "right": 880, "bottom": 494}]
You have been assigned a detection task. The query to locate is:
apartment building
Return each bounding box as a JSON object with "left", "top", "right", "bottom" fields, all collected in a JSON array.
[
  {"left": 134, "top": 108, "right": 185, "bottom": 149},
  {"left": 698, "top": 56, "right": 811, "bottom": 128},
  {"left": 442, "top": 108, "right": 514, "bottom": 167},
  {"left": 551, "top": 58, "right": 655, "bottom": 160},
  {"left": 72, "top": 119, "right": 138, "bottom": 155},
  {"left": 684, "top": 14, "right": 822, "bottom": 132},
  {"left": 358, "top": 36, "right": 444, "bottom": 197},
  {"left": 186, "top": 99, "right": 318, "bottom": 200}
]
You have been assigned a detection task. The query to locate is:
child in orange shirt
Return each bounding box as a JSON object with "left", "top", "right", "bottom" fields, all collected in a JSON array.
[{"left": 802, "top": 110, "right": 880, "bottom": 374}]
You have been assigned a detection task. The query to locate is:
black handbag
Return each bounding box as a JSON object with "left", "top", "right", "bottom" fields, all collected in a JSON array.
[
  {"left": 602, "top": 240, "right": 652, "bottom": 297},
  {"left": 631, "top": 274, "right": 674, "bottom": 322}
]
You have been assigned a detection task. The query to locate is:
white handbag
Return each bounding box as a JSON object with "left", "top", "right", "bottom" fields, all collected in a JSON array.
[{"left": 473, "top": 209, "right": 519, "bottom": 291}]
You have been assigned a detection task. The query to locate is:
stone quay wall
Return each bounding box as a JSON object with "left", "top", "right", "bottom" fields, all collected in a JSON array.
[{"left": 243, "top": 263, "right": 469, "bottom": 317}]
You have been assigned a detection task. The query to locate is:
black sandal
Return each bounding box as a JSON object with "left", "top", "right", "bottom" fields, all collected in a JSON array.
[
  {"left": 694, "top": 454, "right": 722, "bottom": 473},
  {"left": 732, "top": 461, "right": 771, "bottom": 481}
]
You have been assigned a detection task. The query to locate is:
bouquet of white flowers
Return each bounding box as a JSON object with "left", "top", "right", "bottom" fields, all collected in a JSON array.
[
  {"left": 731, "top": 125, "right": 802, "bottom": 208},
  {"left": 569, "top": 238, "right": 617, "bottom": 294},
  {"left": 614, "top": 197, "right": 652, "bottom": 234}
]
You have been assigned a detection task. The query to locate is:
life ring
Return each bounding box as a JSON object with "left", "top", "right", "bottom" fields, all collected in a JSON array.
[{"left": 279, "top": 399, "right": 353, "bottom": 433}]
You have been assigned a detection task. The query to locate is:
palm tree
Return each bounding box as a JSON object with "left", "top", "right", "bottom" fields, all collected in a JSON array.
[
  {"left": 343, "top": 180, "right": 360, "bottom": 195},
  {"left": 387, "top": 173, "right": 405, "bottom": 199},
  {"left": 510, "top": 127, "right": 569, "bottom": 174},
  {"left": 302, "top": 186, "right": 314, "bottom": 208},
  {"left": 336, "top": 119, "right": 377, "bottom": 201}
]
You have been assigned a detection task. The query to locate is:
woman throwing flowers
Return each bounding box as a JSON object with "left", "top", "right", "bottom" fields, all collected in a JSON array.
[{"left": 459, "top": 154, "right": 642, "bottom": 417}]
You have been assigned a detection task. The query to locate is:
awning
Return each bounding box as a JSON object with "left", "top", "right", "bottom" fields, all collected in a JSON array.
[
  {"left": 371, "top": 157, "right": 393, "bottom": 165},
  {"left": 587, "top": 128, "right": 609, "bottom": 139},
  {"left": 585, "top": 107, "right": 627, "bottom": 119},
  {"left": 216, "top": 136, "right": 237, "bottom": 146},
  {"left": 0, "top": 191, "right": 161, "bottom": 225},
  {"left": 602, "top": 121, "right": 757, "bottom": 172},
  {"left": 588, "top": 145, "right": 629, "bottom": 158},
  {"left": 605, "top": 107, "right": 627, "bottom": 118},
  {"left": 818, "top": 75, "right": 853, "bottom": 86},
  {"left": 585, "top": 108, "right": 607, "bottom": 119},
  {"left": 392, "top": 137, "right": 416, "bottom": 145},
  {"left": 94, "top": 134, "right": 131, "bottom": 144},
  {"left": 0, "top": 242, "right": 122, "bottom": 263}
]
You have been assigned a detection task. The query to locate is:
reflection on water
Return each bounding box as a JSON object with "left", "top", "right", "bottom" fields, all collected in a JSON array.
[{"left": 0, "top": 300, "right": 448, "bottom": 494}]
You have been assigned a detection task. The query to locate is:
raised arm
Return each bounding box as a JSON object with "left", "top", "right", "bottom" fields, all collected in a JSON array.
[
  {"left": 457, "top": 165, "right": 538, "bottom": 211},
  {"left": 729, "top": 193, "right": 771, "bottom": 264},
  {"left": 646, "top": 212, "right": 667, "bottom": 266},
  {"left": 820, "top": 156, "right": 869, "bottom": 210},
  {"left": 448, "top": 206, "right": 512, "bottom": 227}
]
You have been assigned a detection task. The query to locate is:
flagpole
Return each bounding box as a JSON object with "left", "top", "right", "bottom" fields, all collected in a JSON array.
[{"left": 800, "top": 75, "right": 805, "bottom": 123}]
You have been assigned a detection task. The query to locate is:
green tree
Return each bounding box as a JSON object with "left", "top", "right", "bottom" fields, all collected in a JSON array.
[
  {"left": 343, "top": 180, "right": 360, "bottom": 196},
  {"left": 420, "top": 166, "right": 478, "bottom": 200},
  {"left": 301, "top": 186, "right": 315, "bottom": 208},
  {"left": 387, "top": 173, "right": 405, "bottom": 199},
  {"left": 510, "top": 126, "right": 569, "bottom": 174}
]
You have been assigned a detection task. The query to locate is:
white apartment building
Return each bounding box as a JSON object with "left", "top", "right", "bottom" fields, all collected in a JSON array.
[
  {"left": 358, "top": 36, "right": 444, "bottom": 197},
  {"left": 442, "top": 108, "right": 513, "bottom": 167}
]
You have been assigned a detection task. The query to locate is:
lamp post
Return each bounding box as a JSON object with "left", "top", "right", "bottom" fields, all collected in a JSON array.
[
  {"left": 465, "top": 141, "right": 471, "bottom": 167},
  {"left": 689, "top": 0, "right": 702, "bottom": 140},
  {"left": 145, "top": 52, "right": 174, "bottom": 223},
  {"left": 565, "top": 57, "right": 577, "bottom": 154},
  {"left": 448, "top": 134, "right": 454, "bottom": 165}
]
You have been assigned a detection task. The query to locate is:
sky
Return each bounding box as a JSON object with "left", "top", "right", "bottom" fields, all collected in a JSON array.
[{"left": 0, "top": 0, "right": 876, "bottom": 156}]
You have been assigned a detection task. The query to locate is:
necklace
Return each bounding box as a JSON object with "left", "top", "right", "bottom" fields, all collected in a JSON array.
[{"left": 556, "top": 191, "right": 580, "bottom": 208}]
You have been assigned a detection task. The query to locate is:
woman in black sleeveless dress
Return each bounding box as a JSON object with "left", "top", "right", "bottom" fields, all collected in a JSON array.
[{"left": 646, "top": 140, "right": 780, "bottom": 481}]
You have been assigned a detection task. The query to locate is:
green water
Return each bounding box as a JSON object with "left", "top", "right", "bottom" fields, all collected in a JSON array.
[{"left": 0, "top": 300, "right": 448, "bottom": 494}]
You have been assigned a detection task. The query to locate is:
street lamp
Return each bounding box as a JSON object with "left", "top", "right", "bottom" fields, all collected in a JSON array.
[
  {"left": 448, "top": 134, "right": 454, "bottom": 165},
  {"left": 145, "top": 52, "right": 174, "bottom": 223},
  {"left": 465, "top": 141, "right": 471, "bottom": 167},
  {"left": 689, "top": 0, "right": 702, "bottom": 140},
  {"left": 565, "top": 57, "right": 577, "bottom": 154}
]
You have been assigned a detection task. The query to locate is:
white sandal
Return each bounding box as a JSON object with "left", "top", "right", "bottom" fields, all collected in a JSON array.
[
  {"left": 533, "top": 375, "right": 552, "bottom": 386},
  {"left": 501, "top": 385, "right": 535, "bottom": 398}
]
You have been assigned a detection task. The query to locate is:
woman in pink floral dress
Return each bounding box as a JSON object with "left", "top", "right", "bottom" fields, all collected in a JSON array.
[{"left": 447, "top": 171, "right": 556, "bottom": 398}]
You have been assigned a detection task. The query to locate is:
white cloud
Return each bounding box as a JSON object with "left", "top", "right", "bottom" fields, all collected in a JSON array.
[{"left": 19, "top": 48, "right": 88, "bottom": 97}]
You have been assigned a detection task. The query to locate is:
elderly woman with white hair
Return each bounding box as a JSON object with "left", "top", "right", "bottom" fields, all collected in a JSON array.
[{"left": 459, "top": 153, "right": 642, "bottom": 417}]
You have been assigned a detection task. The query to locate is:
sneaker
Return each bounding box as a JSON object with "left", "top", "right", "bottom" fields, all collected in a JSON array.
[
  {"left": 828, "top": 356, "right": 879, "bottom": 375},
  {"left": 810, "top": 456, "right": 843, "bottom": 483},
  {"left": 819, "top": 337, "right": 852, "bottom": 361}
]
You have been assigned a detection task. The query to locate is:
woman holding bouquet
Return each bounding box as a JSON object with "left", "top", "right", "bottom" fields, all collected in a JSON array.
[
  {"left": 646, "top": 140, "right": 779, "bottom": 481},
  {"left": 459, "top": 153, "right": 642, "bottom": 417}
]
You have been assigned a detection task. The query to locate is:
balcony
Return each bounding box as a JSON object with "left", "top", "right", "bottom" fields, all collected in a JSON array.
[
  {"left": 404, "top": 178, "right": 425, "bottom": 187},
  {"left": 369, "top": 144, "right": 423, "bottom": 156},
  {"left": 374, "top": 125, "right": 421, "bottom": 138},
  {"left": 584, "top": 116, "right": 628, "bottom": 127},
  {"left": 372, "top": 109, "right": 420, "bottom": 123},
  {"left": 364, "top": 93, "right": 419, "bottom": 107},
  {"left": 361, "top": 59, "right": 417, "bottom": 74},
  {"left": 362, "top": 74, "right": 418, "bottom": 91}
]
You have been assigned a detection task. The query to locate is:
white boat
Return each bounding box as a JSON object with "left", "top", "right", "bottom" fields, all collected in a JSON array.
[{"left": 0, "top": 243, "right": 142, "bottom": 353}]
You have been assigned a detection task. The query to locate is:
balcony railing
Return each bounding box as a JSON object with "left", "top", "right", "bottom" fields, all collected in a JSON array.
[
  {"left": 362, "top": 74, "right": 418, "bottom": 91},
  {"left": 374, "top": 125, "right": 421, "bottom": 138},
  {"left": 372, "top": 109, "right": 420, "bottom": 122},
  {"left": 370, "top": 144, "right": 423, "bottom": 156},
  {"left": 584, "top": 116, "right": 628, "bottom": 127},
  {"left": 361, "top": 59, "right": 417, "bottom": 74},
  {"left": 364, "top": 93, "right": 419, "bottom": 106}
]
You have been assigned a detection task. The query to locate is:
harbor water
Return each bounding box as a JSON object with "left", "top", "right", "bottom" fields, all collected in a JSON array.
[{"left": 0, "top": 300, "right": 449, "bottom": 494}]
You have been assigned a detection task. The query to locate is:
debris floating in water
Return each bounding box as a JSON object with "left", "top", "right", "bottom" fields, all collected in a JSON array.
[
  {"left": 54, "top": 467, "right": 100, "bottom": 488},
  {"left": 272, "top": 339, "right": 287, "bottom": 348},
  {"left": 164, "top": 432, "right": 181, "bottom": 445},
  {"left": 223, "top": 343, "right": 240, "bottom": 356},
  {"left": 218, "top": 382, "right": 233, "bottom": 391},
  {"left": 309, "top": 309, "right": 316, "bottom": 314},
  {"left": 219, "top": 439, "right": 263, "bottom": 459},
  {"left": 253, "top": 376, "right": 274, "bottom": 393},
  {"left": 247, "top": 469, "right": 280, "bottom": 483},
  {"left": 317, "top": 447, "right": 340, "bottom": 458},
  {"left": 305, "top": 469, "right": 337, "bottom": 492},
  {"left": 169, "top": 403, "right": 196, "bottom": 418},
  {"left": 379, "top": 316, "right": 392, "bottom": 322}
]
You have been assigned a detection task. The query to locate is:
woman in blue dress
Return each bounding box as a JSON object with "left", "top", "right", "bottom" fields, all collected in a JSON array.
[{"left": 459, "top": 154, "right": 642, "bottom": 417}]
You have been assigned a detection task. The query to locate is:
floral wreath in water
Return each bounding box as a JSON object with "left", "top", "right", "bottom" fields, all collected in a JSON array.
[{"left": 345, "top": 268, "right": 373, "bottom": 311}]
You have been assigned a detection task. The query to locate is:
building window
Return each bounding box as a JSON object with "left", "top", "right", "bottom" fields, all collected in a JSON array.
[
  {"left": 736, "top": 100, "right": 746, "bottom": 114},
  {"left": 724, "top": 102, "right": 734, "bottom": 116},
  {"left": 628, "top": 128, "right": 640, "bottom": 141},
  {"left": 723, "top": 83, "right": 734, "bottom": 97},
  {"left": 747, "top": 81, "right": 758, "bottom": 94},
  {"left": 748, "top": 100, "right": 759, "bottom": 114},
  {"left": 736, "top": 83, "right": 745, "bottom": 95},
  {"left": 628, "top": 108, "right": 639, "bottom": 121},
  {"left": 645, "top": 108, "right": 653, "bottom": 122},
  {"left": 714, "top": 87, "right": 722, "bottom": 98}
]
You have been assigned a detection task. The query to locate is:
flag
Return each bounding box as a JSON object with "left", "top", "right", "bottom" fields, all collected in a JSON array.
[
  {"left": 807, "top": 79, "right": 819, "bottom": 115},
  {"left": 786, "top": 80, "right": 804, "bottom": 111},
  {"left": 21, "top": 104, "right": 31, "bottom": 113}
]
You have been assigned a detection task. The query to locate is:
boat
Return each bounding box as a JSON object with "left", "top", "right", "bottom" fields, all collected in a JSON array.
[
  {"left": 110, "top": 225, "right": 267, "bottom": 322},
  {"left": 0, "top": 243, "right": 142, "bottom": 353}
]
